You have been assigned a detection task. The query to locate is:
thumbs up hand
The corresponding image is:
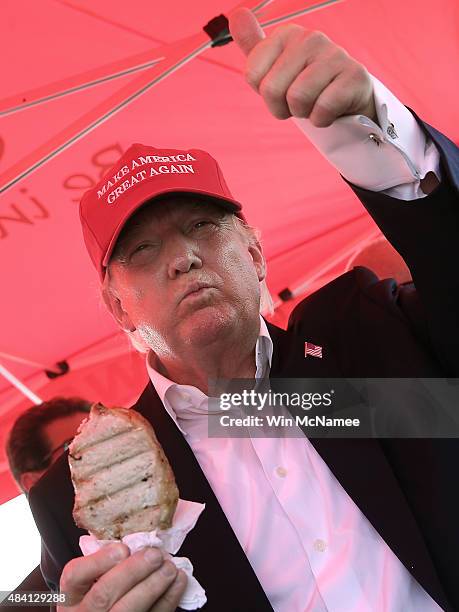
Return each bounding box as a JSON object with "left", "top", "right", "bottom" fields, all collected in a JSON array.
[{"left": 229, "top": 8, "right": 376, "bottom": 127}]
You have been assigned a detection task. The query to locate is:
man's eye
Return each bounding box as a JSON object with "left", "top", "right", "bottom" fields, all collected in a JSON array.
[
  {"left": 192, "top": 220, "right": 216, "bottom": 232},
  {"left": 128, "top": 243, "right": 158, "bottom": 262},
  {"left": 132, "top": 243, "right": 151, "bottom": 254}
]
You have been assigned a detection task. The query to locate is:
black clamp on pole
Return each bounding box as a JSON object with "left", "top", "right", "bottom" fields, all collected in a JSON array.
[
  {"left": 203, "top": 14, "right": 233, "bottom": 47},
  {"left": 45, "top": 360, "right": 70, "bottom": 379},
  {"left": 278, "top": 288, "right": 294, "bottom": 302}
]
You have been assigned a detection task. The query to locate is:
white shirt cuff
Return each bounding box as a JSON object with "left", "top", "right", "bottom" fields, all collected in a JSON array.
[{"left": 291, "top": 74, "right": 441, "bottom": 200}]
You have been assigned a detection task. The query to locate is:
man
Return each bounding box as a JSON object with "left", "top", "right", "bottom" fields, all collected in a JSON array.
[
  {"left": 5, "top": 397, "right": 90, "bottom": 603},
  {"left": 6, "top": 396, "right": 91, "bottom": 493},
  {"left": 28, "top": 8, "right": 459, "bottom": 612}
]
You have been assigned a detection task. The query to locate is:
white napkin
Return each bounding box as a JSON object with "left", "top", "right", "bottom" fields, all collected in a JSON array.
[{"left": 79, "top": 499, "right": 206, "bottom": 610}]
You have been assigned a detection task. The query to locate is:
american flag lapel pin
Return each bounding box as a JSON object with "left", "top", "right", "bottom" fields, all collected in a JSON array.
[{"left": 305, "top": 341, "right": 323, "bottom": 358}]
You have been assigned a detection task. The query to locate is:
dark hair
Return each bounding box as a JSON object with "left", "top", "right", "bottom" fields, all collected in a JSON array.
[{"left": 5, "top": 397, "right": 91, "bottom": 485}]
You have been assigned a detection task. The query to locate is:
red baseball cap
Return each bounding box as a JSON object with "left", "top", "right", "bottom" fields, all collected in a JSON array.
[{"left": 79, "top": 144, "right": 243, "bottom": 280}]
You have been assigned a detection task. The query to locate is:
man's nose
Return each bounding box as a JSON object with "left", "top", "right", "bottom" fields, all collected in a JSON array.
[{"left": 167, "top": 239, "right": 203, "bottom": 279}]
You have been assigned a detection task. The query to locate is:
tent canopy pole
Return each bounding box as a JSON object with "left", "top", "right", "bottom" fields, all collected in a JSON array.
[{"left": 0, "top": 363, "right": 42, "bottom": 405}]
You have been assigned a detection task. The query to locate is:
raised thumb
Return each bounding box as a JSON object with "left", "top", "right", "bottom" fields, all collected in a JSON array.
[{"left": 229, "top": 7, "right": 265, "bottom": 56}]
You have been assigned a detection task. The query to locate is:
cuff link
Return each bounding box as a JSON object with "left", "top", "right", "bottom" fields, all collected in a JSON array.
[
  {"left": 387, "top": 122, "right": 398, "bottom": 139},
  {"left": 368, "top": 133, "right": 383, "bottom": 146}
]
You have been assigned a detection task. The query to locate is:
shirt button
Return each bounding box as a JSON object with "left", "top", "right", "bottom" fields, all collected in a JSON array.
[
  {"left": 275, "top": 466, "right": 287, "bottom": 478},
  {"left": 313, "top": 539, "right": 327, "bottom": 553}
]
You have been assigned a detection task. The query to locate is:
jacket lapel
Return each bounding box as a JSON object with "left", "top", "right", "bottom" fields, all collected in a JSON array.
[
  {"left": 267, "top": 320, "right": 450, "bottom": 611},
  {"left": 134, "top": 383, "right": 274, "bottom": 612}
]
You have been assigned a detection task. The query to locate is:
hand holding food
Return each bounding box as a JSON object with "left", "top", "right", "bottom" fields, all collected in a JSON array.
[
  {"left": 58, "top": 403, "right": 191, "bottom": 611},
  {"left": 58, "top": 543, "right": 186, "bottom": 611}
]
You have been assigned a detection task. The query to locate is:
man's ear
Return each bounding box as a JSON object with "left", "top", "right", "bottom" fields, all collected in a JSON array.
[
  {"left": 101, "top": 285, "right": 136, "bottom": 332},
  {"left": 248, "top": 240, "right": 266, "bottom": 282},
  {"left": 20, "top": 471, "right": 44, "bottom": 493}
]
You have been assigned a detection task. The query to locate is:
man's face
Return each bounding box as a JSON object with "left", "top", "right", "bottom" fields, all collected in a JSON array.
[
  {"left": 21, "top": 412, "right": 87, "bottom": 492},
  {"left": 106, "top": 196, "right": 265, "bottom": 356},
  {"left": 42, "top": 412, "right": 87, "bottom": 463}
]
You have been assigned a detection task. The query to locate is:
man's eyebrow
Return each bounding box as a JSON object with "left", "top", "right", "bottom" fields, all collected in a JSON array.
[{"left": 118, "top": 223, "right": 148, "bottom": 247}]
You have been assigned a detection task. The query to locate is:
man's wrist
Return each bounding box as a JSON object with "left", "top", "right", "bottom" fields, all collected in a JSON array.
[
  {"left": 360, "top": 96, "right": 379, "bottom": 128},
  {"left": 291, "top": 74, "right": 441, "bottom": 198}
]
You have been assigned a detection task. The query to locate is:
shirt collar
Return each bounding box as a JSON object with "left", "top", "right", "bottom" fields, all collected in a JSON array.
[{"left": 146, "top": 315, "right": 273, "bottom": 435}]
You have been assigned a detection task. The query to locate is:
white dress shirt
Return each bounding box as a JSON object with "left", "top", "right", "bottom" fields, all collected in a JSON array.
[
  {"left": 145, "top": 80, "right": 444, "bottom": 611},
  {"left": 293, "top": 74, "right": 441, "bottom": 199},
  {"left": 147, "top": 322, "right": 441, "bottom": 612}
]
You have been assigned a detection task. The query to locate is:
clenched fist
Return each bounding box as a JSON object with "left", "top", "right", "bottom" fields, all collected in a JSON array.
[{"left": 229, "top": 8, "right": 376, "bottom": 127}]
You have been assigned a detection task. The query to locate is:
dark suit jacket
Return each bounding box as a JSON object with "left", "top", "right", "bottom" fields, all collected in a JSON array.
[{"left": 29, "top": 114, "right": 459, "bottom": 611}]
